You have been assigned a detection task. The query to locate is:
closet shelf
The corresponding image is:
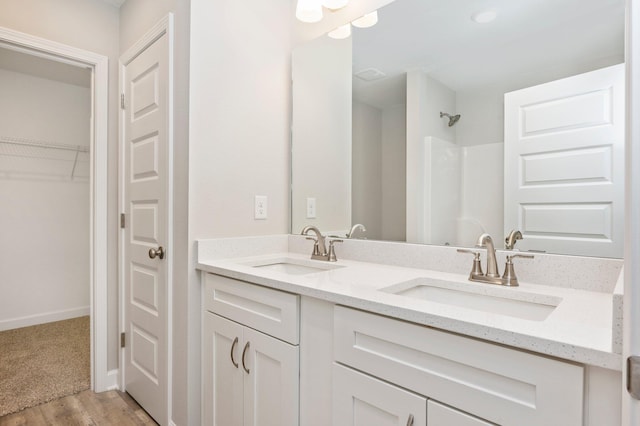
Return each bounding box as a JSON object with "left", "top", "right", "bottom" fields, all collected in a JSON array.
[
  {"left": 0, "top": 136, "right": 90, "bottom": 181},
  {"left": 0, "top": 136, "right": 89, "bottom": 153}
]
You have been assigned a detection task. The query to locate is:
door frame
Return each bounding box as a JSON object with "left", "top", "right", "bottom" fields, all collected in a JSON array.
[
  {"left": 0, "top": 27, "right": 110, "bottom": 391},
  {"left": 624, "top": 0, "right": 640, "bottom": 424},
  {"left": 118, "top": 13, "right": 174, "bottom": 421}
]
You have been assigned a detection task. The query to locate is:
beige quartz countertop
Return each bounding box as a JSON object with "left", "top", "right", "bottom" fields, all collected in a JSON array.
[{"left": 197, "top": 249, "right": 621, "bottom": 371}]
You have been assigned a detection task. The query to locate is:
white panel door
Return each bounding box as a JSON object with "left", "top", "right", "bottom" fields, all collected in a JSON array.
[
  {"left": 504, "top": 64, "right": 624, "bottom": 257},
  {"left": 243, "top": 327, "right": 299, "bottom": 426},
  {"left": 203, "top": 313, "right": 244, "bottom": 426},
  {"left": 123, "top": 31, "right": 170, "bottom": 425},
  {"left": 333, "top": 363, "right": 427, "bottom": 426}
]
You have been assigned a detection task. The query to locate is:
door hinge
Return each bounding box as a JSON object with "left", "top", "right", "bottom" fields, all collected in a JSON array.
[
  {"left": 121, "top": 332, "right": 126, "bottom": 348},
  {"left": 121, "top": 93, "right": 125, "bottom": 110},
  {"left": 120, "top": 213, "right": 126, "bottom": 229},
  {"left": 628, "top": 356, "right": 640, "bottom": 399}
]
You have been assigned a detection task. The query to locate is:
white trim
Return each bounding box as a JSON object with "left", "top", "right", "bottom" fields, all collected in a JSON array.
[
  {"left": 0, "top": 306, "right": 90, "bottom": 332},
  {"left": 623, "top": 0, "right": 640, "bottom": 424},
  {"left": 0, "top": 26, "right": 110, "bottom": 393},
  {"left": 119, "top": 14, "right": 174, "bottom": 425}
]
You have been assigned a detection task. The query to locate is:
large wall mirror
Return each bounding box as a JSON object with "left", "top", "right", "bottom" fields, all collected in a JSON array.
[{"left": 291, "top": 0, "right": 625, "bottom": 258}]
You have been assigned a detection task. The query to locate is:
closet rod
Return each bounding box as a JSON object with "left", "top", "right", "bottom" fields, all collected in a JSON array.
[{"left": 0, "top": 136, "right": 89, "bottom": 153}]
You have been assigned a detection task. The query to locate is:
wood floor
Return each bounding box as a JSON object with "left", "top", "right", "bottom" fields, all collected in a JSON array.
[{"left": 0, "top": 390, "right": 157, "bottom": 426}]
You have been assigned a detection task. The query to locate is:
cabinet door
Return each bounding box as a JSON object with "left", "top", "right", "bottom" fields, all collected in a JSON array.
[
  {"left": 333, "top": 363, "right": 427, "bottom": 426},
  {"left": 427, "top": 400, "right": 492, "bottom": 426},
  {"left": 243, "top": 327, "right": 299, "bottom": 426},
  {"left": 203, "top": 313, "right": 244, "bottom": 426}
]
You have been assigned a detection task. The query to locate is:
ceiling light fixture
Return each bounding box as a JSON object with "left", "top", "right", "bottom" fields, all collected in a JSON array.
[
  {"left": 328, "top": 23, "right": 351, "bottom": 39},
  {"left": 352, "top": 10, "right": 378, "bottom": 28},
  {"left": 296, "top": 0, "right": 323, "bottom": 23},
  {"left": 322, "top": 0, "right": 349, "bottom": 10},
  {"left": 471, "top": 9, "right": 498, "bottom": 24}
]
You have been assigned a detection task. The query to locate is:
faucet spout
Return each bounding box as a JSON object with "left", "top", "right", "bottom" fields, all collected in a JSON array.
[
  {"left": 347, "top": 223, "right": 367, "bottom": 239},
  {"left": 301, "top": 225, "right": 327, "bottom": 256},
  {"left": 476, "top": 233, "right": 500, "bottom": 278}
]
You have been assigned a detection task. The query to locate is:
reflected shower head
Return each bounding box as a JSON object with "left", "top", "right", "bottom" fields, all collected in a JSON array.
[{"left": 440, "top": 111, "right": 461, "bottom": 127}]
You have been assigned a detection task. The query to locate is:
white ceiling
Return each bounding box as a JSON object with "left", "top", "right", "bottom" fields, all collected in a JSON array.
[
  {"left": 352, "top": 0, "right": 625, "bottom": 109},
  {"left": 99, "top": 0, "right": 126, "bottom": 7},
  {"left": 0, "top": 47, "right": 91, "bottom": 88}
]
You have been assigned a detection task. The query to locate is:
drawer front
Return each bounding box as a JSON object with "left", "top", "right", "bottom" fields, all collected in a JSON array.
[
  {"left": 204, "top": 274, "right": 299, "bottom": 344},
  {"left": 334, "top": 306, "right": 584, "bottom": 426},
  {"left": 427, "top": 400, "right": 492, "bottom": 426}
]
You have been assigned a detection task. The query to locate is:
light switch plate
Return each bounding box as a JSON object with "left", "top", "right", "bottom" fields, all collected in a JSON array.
[
  {"left": 254, "top": 195, "right": 267, "bottom": 219},
  {"left": 306, "top": 197, "right": 316, "bottom": 219}
]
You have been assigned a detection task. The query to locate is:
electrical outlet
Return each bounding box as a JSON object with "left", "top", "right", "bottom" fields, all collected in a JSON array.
[
  {"left": 254, "top": 195, "right": 267, "bottom": 219},
  {"left": 306, "top": 197, "right": 316, "bottom": 219}
]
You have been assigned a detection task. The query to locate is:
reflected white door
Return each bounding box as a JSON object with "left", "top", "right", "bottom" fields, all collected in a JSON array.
[
  {"left": 123, "top": 31, "right": 170, "bottom": 425},
  {"left": 504, "top": 64, "right": 625, "bottom": 257}
]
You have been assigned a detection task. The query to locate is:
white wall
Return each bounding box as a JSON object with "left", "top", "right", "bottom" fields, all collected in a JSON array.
[
  {"left": 0, "top": 69, "right": 90, "bottom": 145},
  {"left": 456, "top": 90, "right": 504, "bottom": 147},
  {"left": 458, "top": 143, "right": 504, "bottom": 246},
  {"left": 0, "top": 69, "right": 90, "bottom": 330},
  {"left": 0, "top": 180, "right": 90, "bottom": 329},
  {"left": 292, "top": 35, "right": 352, "bottom": 234},
  {"left": 381, "top": 104, "right": 406, "bottom": 241},
  {"left": 352, "top": 100, "right": 382, "bottom": 239},
  {"left": 0, "top": 0, "right": 120, "bottom": 368},
  {"left": 189, "top": 1, "right": 291, "bottom": 425},
  {"left": 406, "top": 71, "right": 457, "bottom": 243}
]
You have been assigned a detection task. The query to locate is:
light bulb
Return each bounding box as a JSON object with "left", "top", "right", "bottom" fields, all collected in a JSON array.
[
  {"left": 322, "top": 0, "right": 349, "bottom": 10},
  {"left": 328, "top": 23, "right": 351, "bottom": 39},
  {"left": 296, "top": 0, "right": 323, "bottom": 23},
  {"left": 352, "top": 10, "right": 378, "bottom": 28}
]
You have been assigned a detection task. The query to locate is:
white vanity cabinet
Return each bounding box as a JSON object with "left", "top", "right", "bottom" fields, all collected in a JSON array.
[
  {"left": 333, "top": 306, "right": 585, "bottom": 426},
  {"left": 202, "top": 274, "right": 300, "bottom": 426},
  {"left": 333, "top": 363, "right": 427, "bottom": 426},
  {"left": 333, "top": 362, "right": 493, "bottom": 426}
]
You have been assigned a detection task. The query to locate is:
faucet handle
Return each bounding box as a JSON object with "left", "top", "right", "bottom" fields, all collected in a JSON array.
[
  {"left": 457, "top": 249, "right": 484, "bottom": 278},
  {"left": 502, "top": 253, "right": 534, "bottom": 286},
  {"left": 305, "top": 237, "right": 321, "bottom": 256},
  {"left": 328, "top": 239, "right": 343, "bottom": 262}
]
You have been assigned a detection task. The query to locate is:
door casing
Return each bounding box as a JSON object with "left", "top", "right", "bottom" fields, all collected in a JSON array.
[{"left": 0, "top": 26, "right": 110, "bottom": 391}]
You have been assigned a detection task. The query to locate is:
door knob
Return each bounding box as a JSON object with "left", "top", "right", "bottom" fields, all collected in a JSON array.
[{"left": 149, "top": 246, "right": 165, "bottom": 259}]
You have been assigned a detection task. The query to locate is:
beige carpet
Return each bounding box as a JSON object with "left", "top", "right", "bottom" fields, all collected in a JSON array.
[{"left": 0, "top": 316, "right": 90, "bottom": 417}]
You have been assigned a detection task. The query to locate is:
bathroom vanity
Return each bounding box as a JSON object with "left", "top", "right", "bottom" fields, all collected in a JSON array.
[{"left": 197, "top": 235, "right": 623, "bottom": 426}]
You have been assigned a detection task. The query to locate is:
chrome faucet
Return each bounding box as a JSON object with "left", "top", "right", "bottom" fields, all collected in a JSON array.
[
  {"left": 347, "top": 223, "right": 366, "bottom": 239},
  {"left": 476, "top": 233, "right": 500, "bottom": 279},
  {"left": 505, "top": 229, "right": 523, "bottom": 250},
  {"left": 458, "top": 233, "right": 534, "bottom": 286},
  {"left": 301, "top": 226, "right": 342, "bottom": 261}
]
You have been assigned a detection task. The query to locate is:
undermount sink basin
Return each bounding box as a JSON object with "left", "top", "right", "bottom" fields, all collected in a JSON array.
[
  {"left": 244, "top": 257, "right": 344, "bottom": 276},
  {"left": 381, "top": 277, "right": 561, "bottom": 321}
]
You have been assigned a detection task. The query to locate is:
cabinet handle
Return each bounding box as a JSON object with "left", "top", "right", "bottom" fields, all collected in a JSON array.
[
  {"left": 230, "top": 336, "right": 239, "bottom": 368},
  {"left": 406, "top": 414, "right": 414, "bottom": 426},
  {"left": 242, "top": 341, "right": 250, "bottom": 374}
]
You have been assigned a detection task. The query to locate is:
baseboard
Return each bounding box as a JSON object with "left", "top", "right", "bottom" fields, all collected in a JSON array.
[{"left": 0, "top": 306, "right": 90, "bottom": 331}]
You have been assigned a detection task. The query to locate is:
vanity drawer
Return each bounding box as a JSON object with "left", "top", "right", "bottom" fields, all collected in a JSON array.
[
  {"left": 333, "top": 306, "right": 584, "bottom": 426},
  {"left": 204, "top": 273, "right": 299, "bottom": 344}
]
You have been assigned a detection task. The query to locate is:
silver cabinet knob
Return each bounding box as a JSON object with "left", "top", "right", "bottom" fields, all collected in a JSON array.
[{"left": 149, "top": 246, "right": 165, "bottom": 259}]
